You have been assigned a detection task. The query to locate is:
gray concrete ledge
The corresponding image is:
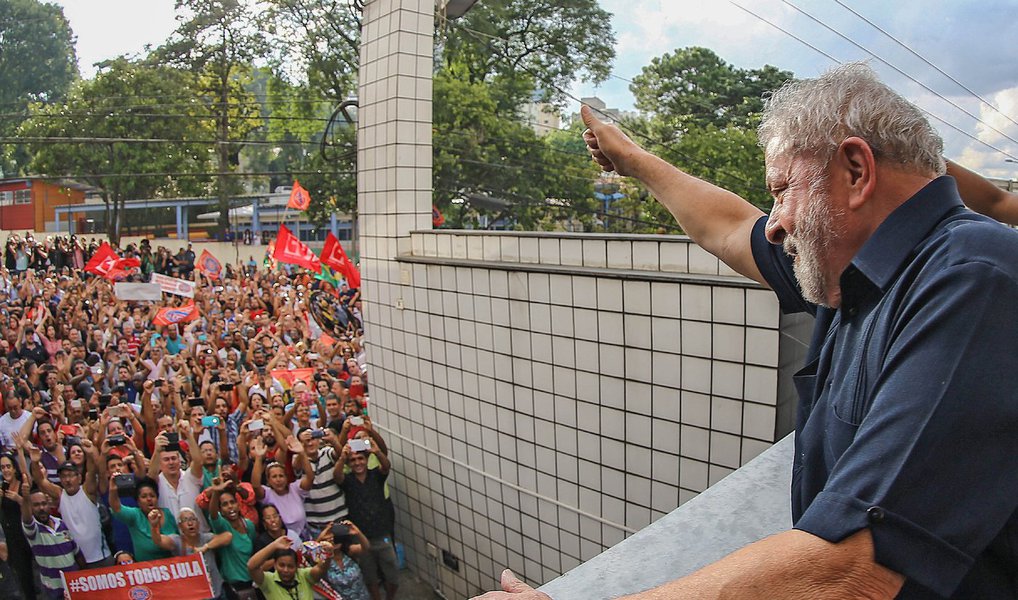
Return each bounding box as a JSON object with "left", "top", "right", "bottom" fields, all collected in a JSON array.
[
  {"left": 396, "top": 254, "right": 763, "bottom": 288},
  {"left": 539, "top": 434, "right": 794, "bottom": 600}
]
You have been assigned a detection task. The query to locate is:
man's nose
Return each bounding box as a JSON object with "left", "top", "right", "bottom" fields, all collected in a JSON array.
[{"left": 765, "top": 203, "right": 787, "bottom": 245}]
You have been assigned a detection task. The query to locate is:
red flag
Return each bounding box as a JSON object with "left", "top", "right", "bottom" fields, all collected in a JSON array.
[
  {"left": 195, "top": 249, "right": 222, "bottom": 279},
  {"left": 153, "top": 302, "right": 199, "bottom": 326},
  {"left": 270, "top": 368, "right": 316, "bottom": 388},
  {"left": 320, "top": 232, "right": 360, "bottom": 288},
  {"left": 273, "top": 225, "right": 321, "bottom": 272},
  {"left": 84, "top": 242, "right": 119, "bottom": 277},
  {"left": 287, "top": 180, "right": 311, "bottom": 211},
  {"left": 112, "top": 256, "right": 140, "bottom": 270}
]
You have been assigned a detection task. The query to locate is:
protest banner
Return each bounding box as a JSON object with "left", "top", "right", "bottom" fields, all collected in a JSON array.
[
  {"left": 114, "top": 283, "right": 162, "bottom": 302},
  {"left": 62, "top": 554, "right": 213, "bottom": 600},
  {"left": 153, "top": 302, "right": 199, "bottom": 326},
  {"left": 151, "top": 273, "right": 196, "bottom": 298}
]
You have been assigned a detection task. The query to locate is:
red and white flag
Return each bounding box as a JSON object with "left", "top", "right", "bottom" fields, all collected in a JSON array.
[
  {"left": 320, "top": 232, "right": 360, "bottom": 288},
  {"left": 273, "top": 225, "right": 321, "bottom": 272},
  {"left": 287, "top": 180, "right": 311, "bottom": 211},
  {"left": 84, "top": 242, "right": 119, "bottom": 277},
  {"left": 153, "top": 302, "right": 200, "bottom": 326}
]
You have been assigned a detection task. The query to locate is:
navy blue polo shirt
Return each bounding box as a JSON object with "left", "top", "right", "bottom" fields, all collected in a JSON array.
[{"left": 751, "top": 176, "right": 1018, "bottom": 599}]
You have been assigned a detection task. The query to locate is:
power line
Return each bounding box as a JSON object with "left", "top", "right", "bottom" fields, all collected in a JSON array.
[
  {"left": 776, "top": 0, "right": 1018, "bottom": 152},
  {"left": 0, "top": 136, "right": 327, "bottom": 147},
  {"left": 730, "top": 0, "right": 1018, "bottom": 162},
  {"left": 21, "top": 169, "right": 355, "bottom": 181},
  {"left": 831, "top": 0, "right": 1018, "bottom": 133}
]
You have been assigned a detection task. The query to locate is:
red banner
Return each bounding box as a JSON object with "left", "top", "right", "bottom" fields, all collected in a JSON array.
[
  {"left": 84, "top": 242, "right": 119, "bottom": 277},
  {"left": 287, "top": 180, "right": 311, "bottom": 210},
  {"left": 62, "top": 554, "right": 213, "bottom": 600},
  {"left": 320, "top": 232, "right": 360, "bottom": 288},
  {"left": 270, "top": 368, "right": 316, "bottom": 388},
  {"left": 153, "top": 302, "right": 199, "bottom": 326},
  {"left": 273, "top": 225, "right": 321, "bottom": 273},
  {"left": 196, "top": 249, "right": 222, "bottom": 279}
]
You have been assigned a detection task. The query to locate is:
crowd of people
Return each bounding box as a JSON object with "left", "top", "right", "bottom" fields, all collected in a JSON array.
[{"left": 0, "top": 233, "right": 390, "bottom": 600}]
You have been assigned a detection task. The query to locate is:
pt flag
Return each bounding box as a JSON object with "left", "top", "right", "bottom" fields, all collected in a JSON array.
[
  {"left": 153, "top": 302, "right": 199, "bottom": 326},
  {"left": 273, "top": 225, "right": 321, "bottom": 272},
  {"left": 320, "top": 232, "right": 360, "bottom": 288},
  {"left": 62, "top": 554, "right": 213, "bottom": 600},
  {"left": 287, "top": 180, "right": 312, "bottom": 210},
  {"left": 196, "top": 249, "right": 222, "bottom": 279},
  {"left": 83, "top": 242, "right": 119, "bottom": 277}
]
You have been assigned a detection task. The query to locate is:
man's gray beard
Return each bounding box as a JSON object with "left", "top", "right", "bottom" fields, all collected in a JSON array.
[{"left": 786, "top": 189, "right": 836, "bottom": 307}]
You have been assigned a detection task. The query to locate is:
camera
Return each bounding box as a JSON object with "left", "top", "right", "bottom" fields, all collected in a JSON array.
[
  {"left": 65, "top": 435, "right": 81, "bottom": 446},
  {"left": 88, "top": 408, "right": 99, "bottom": 420},
  {"left": 188, "top": 397, "right": 205, "bottom": 408},
  {"left": 153, "top": 379, "right": 165, "bottom": 387},
  {"left": 219, "top": 383, "right": 234, "bottom": 392},
  {"left": 108, "top": 434, "right": 127, "bottom": 447},
  {"left": 113, "top": 473, "right": 137, "bottom": 496},
  {"left": 99, "top": 394, "right": 112, "bottom": 408},
  {"left": 349, "top": 438, "right": 371, "bottom": 453},
  {"left": 348, "top": 416, "right": 364, "bottom": 427},
  {"left": 201, "top": 415, "right": 222, "bottom": 428},
  {"left": 164, "top": 432, "right": 180, "bottom": 452},
  {"left": 310, "top": 429, "right": 326, "bottom": 440},
  {"left": 248, "top": 419, "right": 264, "bottom": 432}
]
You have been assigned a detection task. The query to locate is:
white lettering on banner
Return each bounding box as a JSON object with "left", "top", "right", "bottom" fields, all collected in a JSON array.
[
  {"left": 151, "top": 273, "right": 196, "bottom": 298},
  {"left": 78, "top": 572, "right": 128, "bottom": 591},
  {"left": 124, "top": 565, "right": 172, "bottom": 586},
  {"left": 170, "top": 559, "right": 205, "bottom": 578}
]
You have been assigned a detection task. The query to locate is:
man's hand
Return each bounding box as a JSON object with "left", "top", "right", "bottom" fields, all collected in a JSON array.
[
  {"left": 472, "top": 570, "right": 551, "bottom": 600},
  {"left": 581, "top": 105, "right": 646, "bottom": 177}
]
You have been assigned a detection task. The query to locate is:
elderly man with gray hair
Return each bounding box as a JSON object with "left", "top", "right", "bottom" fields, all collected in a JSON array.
[{"left": 478, "top": 63, "right": 1018, "bottom": 600}]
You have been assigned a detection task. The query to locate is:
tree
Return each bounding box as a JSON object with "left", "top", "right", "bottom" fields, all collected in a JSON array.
[
  {"left": 626, "top": 47, "right": 794, "bottom": 213},
  {"left": 155, "top": 0, "right": 267, "bottom": 234},
  {"left": 631, "top": 47, "right": 792, "bottom": 133},
  {"left": 19, "top": 59, "right": 212, "bottom": 244},
  {"left": 438, "top": 0, "right": 616, "bottom": 110},
  {"left": 433, "top": 73, "right": 598, "bottom": 230},
  {"left": 263, "top": 0, "right": 360, "bottom": 101},
  {"left": 0, "top": 0, "right": 78, "bottom": 176}
]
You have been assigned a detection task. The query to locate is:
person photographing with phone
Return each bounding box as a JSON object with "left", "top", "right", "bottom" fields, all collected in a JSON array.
[
  {"left": 247, "top": 535, "right": 334, "bottom": 600},
  {"left": 336, "top": 436, "right": 397, "bottom": 600}
]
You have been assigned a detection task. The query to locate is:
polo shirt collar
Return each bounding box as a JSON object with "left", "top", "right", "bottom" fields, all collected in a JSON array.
[{"left": 842, "top": 176, "right": 963, "bottom": 305}]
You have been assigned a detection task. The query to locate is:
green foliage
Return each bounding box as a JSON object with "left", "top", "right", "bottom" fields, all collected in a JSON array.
[
  {"left": 433, "top": 73, "right": 599, "bottom": 230},
  {"left": 262, "top": 0, "right": 359, "bottom": 101},
  {"left": 18, "top": 59, "right": 212, "bottom": 243},
  {"left": 626, "top": 47, "right": 795, "bottom": 216},
  {"left": 155, "top": 0, "right": 269, "bottom": 231},
  {"left": 439, "top": 0, "right": 616, "bottom": 110},
  {"left": 433, "top": 0, "right": 615, "bottom": 229},
  {"left": 631, "top": 47, "right": 792, "bottom": 133},
  {"left": 0, "top": 0, "right": 78, "bottom": 175}
]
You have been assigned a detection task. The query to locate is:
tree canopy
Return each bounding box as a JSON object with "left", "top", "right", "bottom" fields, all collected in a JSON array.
[{"left": 0, "top": 0, "right": 78, "bottom": 176}]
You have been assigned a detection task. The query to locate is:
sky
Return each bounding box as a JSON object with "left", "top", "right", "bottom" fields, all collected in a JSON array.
[{"left": 55, "top": 0, "right": 1018, "bottom": 179}]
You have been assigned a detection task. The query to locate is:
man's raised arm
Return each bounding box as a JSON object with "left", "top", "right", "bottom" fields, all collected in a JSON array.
[{"left": 581, "top": 106, "right": 767, "bottom": 285}]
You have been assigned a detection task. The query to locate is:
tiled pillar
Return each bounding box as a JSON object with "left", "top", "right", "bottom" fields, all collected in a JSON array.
[{"left": 358, "top": 0, "right": 434, "bottom": 373}]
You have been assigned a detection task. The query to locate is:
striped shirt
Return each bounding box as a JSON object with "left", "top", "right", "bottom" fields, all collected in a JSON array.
[
  {"left": 22, "top": 516, "right": 81, "bottom": 596},
  {"left": 303, "top": 446, "right": 348, "bottom": 527}
]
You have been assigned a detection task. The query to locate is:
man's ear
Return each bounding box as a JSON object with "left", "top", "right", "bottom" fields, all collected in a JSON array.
[{"left": 836, "top": 136, "right": 877, "bottom": 210}]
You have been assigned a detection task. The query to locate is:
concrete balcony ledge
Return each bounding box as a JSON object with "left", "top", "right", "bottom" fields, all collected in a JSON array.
[{"left": 540, "top": 435, "right": 794, "bottom": 600}]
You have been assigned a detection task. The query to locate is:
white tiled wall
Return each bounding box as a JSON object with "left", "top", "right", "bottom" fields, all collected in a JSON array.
[{"left": 358, "top": 4, "right": 797, "bottom": 598}]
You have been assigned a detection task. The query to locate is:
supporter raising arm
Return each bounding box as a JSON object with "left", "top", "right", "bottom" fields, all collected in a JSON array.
[{"left": 247, "top": 535, "right": 333, "bottom": 599}]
